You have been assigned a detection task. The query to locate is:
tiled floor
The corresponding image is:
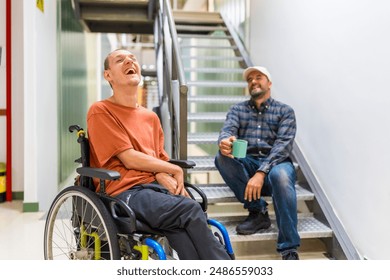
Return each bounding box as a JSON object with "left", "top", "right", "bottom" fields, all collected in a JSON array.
[{"left": 0, "top": 200, "right": 46, "bottom": 260}]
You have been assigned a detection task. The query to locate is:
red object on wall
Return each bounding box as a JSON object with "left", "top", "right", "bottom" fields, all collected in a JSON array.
[{"left": 6, "top": 0, "right": 12, "bottom": 201}]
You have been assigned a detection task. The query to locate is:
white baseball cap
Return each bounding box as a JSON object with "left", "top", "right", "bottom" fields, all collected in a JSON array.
[{"left": 243, "top": 66, "right": 272, "bottom": 83}]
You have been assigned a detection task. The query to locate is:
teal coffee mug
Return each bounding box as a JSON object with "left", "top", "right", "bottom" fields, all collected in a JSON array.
[{"left": 232, "top": 139, "right": 248, "bottom": 158}]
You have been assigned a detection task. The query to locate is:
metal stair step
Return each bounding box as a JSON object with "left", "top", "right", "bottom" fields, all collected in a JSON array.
[
  {"left": 173, "top": 11, "right": 224, "bottom": 24},
  {"left": 188, "top": 95, "right": 247, "bottom": 104},
  {"left": 187, "top": 81, "right": 247, "bottom": 88},
  {"left": 188, "top": 156, "right": 300, "bottom": 172},
  {"left": 187, "top": 156, "right": 217, "bottom": 171},
  {"left": 182, "top": 55, "right": 243, "bottom": 61},
  {"left": 176, "top": 24, "right": 228, "bottom": 32},
  {"left": 188, "top": 132, "right": 219, "bottom": 144},
  {"left": 188, "top": 113, "right": 226, "bottom": 123},
  {"left": 213, "top": 216, "right": 333, "bottom": 242},
  {"left": 184, "top": 67, "right": 244, "bottom": 74},
  {"left": 180, "top": 44, "right": 237, "bottom": 50},
  {"left": 190, "top": 183, "right": 314, "bottom": 204},
  {"left": 178, "top": 34, "right": 232, "bottom": 40}
]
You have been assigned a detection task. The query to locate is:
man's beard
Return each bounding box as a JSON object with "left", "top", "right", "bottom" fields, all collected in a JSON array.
[{"left": 250, "top": 89, "right": 266, "bottom": 99}]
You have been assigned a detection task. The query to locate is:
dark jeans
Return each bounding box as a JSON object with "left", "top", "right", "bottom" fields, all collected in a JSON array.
[
  {"left": 215, "top": 152, "right": 300, "bottom": 253},
  {"left": 116, "top": 184, "right": 230, "bottom": 260}
]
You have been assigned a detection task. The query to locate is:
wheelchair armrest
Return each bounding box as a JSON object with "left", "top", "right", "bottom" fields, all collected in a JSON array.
[
  {"left": 76, "top": 167, "right": 120, "bottom": 181},
  {"left": 101, "top": 194, "right": 164, "bottom": 236},
  {"left": 100, "top": 195, "right": 137, "bottom": 234},
  {"left": 185, "top": 182, "right": 208, "bottom": 212},
  {"left": 168, "top": 159, "right": 196, "bottom": 169}
]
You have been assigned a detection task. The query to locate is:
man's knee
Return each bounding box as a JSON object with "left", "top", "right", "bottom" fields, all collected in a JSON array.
[
  {"left": 214, "top": 152, "right": 237, "bottom": 174},
  {"left": 180, "top": 197, "right": 203, "bottom": 213},
  {"left": 175, "top": 198, "right": 207, "bottom": 226},
  {"left": 268, "top": 163, "right": 296, "bottom": 189},
  {"left": 214, "top": 152, "right": 223, "bottom": 170}
]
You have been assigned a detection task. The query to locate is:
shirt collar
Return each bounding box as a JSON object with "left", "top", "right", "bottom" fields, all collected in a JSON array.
[{"left": 248, "top": 97, "right": 273, "bottom": 112}]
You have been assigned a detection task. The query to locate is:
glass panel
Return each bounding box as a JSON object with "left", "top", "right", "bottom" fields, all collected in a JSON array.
[
  {"left": 214, "top": 0, "right": 249, "bottom": 46},
  {"left": 57, "top": 0, "right": 89, "bottom": 184}
]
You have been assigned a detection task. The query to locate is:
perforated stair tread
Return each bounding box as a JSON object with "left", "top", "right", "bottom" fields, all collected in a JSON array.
[
  {"left": 188, "top": 156, "right": 299, "bottom": 172},
  {"left": 184, "top": 67, "right": 244, "bottom": 73},
  {"left": 187, "top": 156, "right": 217, "bottom": 170},
  {"left": 188, "top": 132, "right": 219, "bottom": 144},
  {"left": 178, "top": 34, "right": 232, "bottom": 40},
  {"left": 187, "top": 81, "right": 247, "bottom": 88},
  {"left": 189, "top": 183, "right": 314, "bottom": 204},
  {"left": 182, "top": 55, "right": 244, "bottom": 61},
  {"left": 188, "top": 113, "right": 227, "bottom": 123},
  {"left": 210, "top": 216, "right": 333, "bottom": 242},
  {"left": 176, "top": 24, "right": 228, "bottom": 32},
  {"left": 173, "top": 11, "right": 224, "bottom": 25},
  {"left": 188, "top": 96, "right": 247, "bottom": 104}
]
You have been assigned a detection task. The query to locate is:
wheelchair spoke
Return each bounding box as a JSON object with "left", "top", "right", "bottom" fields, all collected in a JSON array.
[{"left": 44, "top": 186, "right": 120, "bottom": 260}]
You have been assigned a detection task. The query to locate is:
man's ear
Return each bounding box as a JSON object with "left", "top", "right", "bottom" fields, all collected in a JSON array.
[
  {"left": 104, "top": 70, "right": 111, "bottom": 83},
  {"left": 268, "top": 81, "right": 272, "bottom": 88}
]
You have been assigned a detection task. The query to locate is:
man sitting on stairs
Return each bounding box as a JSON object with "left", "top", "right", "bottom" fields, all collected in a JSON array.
[{"left": 214, "top": 66, "right": 300, "bottom": 260}]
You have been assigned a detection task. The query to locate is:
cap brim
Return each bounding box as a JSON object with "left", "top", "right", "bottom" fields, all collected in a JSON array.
[{"left": 243, "top": 66, "right": 272, "bottom": 83}]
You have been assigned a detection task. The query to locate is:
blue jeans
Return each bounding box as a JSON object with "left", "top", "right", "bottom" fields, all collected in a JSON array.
[{"left": 214, "top": 152, "right": 300, "bottom": 253}]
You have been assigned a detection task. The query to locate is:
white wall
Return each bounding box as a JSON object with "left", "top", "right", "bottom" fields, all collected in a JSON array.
[
  {"left": 22, "top": 0, "right": 58, "bottom": 210},
  {"left": 249, "top": 0, "right": 390, "bottom": 259}
]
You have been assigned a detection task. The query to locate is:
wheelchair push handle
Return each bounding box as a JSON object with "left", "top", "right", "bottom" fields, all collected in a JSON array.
[
  {"left": 69, "top": 124, "right": 90, "bottom": 168},
  {"left": 69, "top": 124, "right": 83, "bottom": 133},
  {"left": 69, "top": 125, "right": 87, "bottom": 143}
]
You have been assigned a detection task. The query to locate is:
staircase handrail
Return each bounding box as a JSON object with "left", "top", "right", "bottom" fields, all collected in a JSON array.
[
  {"left": 221, "top": 12, "right": 253, "bottom": 68},
  {"left": 163, "top": 0, "right": 187, "bottom": 90},
  {"left": 155, "top": 0, "right": 188, "bottom": 160}
]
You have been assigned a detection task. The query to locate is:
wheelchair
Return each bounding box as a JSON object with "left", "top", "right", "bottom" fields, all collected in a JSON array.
[{"left": 43, "top": 125, "right": 234, "bottom": 260}]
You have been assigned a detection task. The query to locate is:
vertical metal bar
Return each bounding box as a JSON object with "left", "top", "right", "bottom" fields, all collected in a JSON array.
[
  {"left": 6, "top": 0, "right": 12, "bottom": 201},
  {"left": 179, "top": 85, "right": 187, "bottom": 160},
  {"left": 163, "top": 0, "right": 188, "bottom": 160}
]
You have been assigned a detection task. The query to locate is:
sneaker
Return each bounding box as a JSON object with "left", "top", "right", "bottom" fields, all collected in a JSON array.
[
  {"left": 236, "top": 211, "right": 271, "bottom": 235},
  {"left": 282, "top": 251, "right": 299, "bottom": 260}
]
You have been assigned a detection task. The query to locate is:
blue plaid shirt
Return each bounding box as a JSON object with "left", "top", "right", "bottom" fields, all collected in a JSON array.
[{"left": 218, "top": 97, "right": 296, "bottom": 173}]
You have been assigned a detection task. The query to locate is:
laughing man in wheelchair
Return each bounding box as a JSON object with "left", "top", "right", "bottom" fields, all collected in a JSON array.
[{"left": 85, "top": 49, "right": 231, "bottom": 260}]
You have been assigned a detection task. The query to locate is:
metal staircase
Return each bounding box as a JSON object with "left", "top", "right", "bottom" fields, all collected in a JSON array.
[{"left": 173, "top": 10, "right": 335, "bottom": 259}]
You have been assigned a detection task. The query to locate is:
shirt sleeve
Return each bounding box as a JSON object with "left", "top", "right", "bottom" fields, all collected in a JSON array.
[
  {"left": 87, "top": 107, "right": 132, "bottom": 167},
  {"left": 218, "top": 104, "right": 240, "bottom": 143},
  {"left": 258, "top": 105, "right": 296, "bottom": 173}
]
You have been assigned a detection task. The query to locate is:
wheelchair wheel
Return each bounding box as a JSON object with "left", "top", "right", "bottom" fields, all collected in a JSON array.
[{"left": 44, "top": 186, "right": 121, "bottom": 260}]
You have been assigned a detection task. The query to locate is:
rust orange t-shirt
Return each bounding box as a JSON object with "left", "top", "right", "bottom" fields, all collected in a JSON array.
[{"left": 87, "top": 100, "right": 169, "bottom": 196}]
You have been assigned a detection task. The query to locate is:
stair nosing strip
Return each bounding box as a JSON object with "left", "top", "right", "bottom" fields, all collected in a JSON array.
[
  {"left": 180, "top": 45, "right": 237, "bottom": 49},
  {"left": 181, "top": 55, "right": 243, "bottom": 61},
  {"left": 178, "top": 34, "right": 232, "bottom": 39},
  {"left": 184, "top": 67, "right": 243, "bottom": 73}
]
